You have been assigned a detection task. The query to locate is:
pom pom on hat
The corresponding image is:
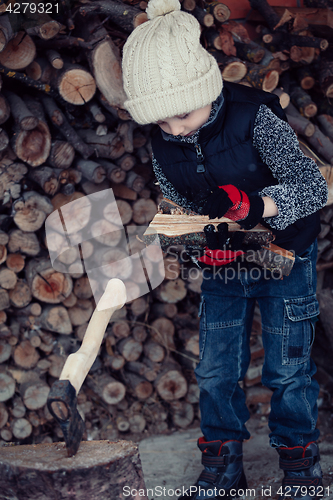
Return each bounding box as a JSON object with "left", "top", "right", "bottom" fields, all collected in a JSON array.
[{"left": 146, "top": 0, "right": 181, "bottom": 20}]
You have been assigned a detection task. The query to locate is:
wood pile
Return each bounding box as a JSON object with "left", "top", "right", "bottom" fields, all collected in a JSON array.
[{"left": 0, "top": 0, "right": 332, "bottom": 447}]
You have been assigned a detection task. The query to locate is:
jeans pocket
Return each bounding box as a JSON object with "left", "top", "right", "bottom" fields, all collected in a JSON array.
[{"left": 282, "top": 294, "right": 319, "bottom": 366}]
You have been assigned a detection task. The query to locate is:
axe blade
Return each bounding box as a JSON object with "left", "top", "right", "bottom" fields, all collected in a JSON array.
[{"left": 47, "top": 379, "right": 85, "bottom": 457}]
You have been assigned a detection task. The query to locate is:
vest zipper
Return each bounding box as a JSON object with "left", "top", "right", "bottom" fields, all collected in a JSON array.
[{"left": 195, "top": 143, "right": 205, "bottom": 173}]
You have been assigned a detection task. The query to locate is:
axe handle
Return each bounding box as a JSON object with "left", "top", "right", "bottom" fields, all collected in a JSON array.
[{"left": 59, "top": 278, "right": 126, "bottom": 394}]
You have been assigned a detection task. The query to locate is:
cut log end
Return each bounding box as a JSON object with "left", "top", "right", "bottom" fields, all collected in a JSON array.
[{"left": 0, "top": 440, "right": 148, "bottom": 500}]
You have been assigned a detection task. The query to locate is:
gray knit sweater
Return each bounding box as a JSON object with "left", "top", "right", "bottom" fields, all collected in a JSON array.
[{"left": 152, "top": 102, "right": 328, "bottom": 231}]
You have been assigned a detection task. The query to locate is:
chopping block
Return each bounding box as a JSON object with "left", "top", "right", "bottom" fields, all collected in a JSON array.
[{"left": 0, "top": 439, "right": 148, "bottom": 500}]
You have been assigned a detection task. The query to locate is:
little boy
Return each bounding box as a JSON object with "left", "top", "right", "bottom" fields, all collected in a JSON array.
[{"left": 121, "top": 1, "right": 328, "bottom": 498}]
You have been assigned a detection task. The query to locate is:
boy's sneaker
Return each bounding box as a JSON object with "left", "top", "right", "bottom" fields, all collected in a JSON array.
[
  {"left": 179, "top": 438, "right": 247, "bottom": 499},
  {"left": 277, "top": 442, "right": 323, "bottom": 500}
]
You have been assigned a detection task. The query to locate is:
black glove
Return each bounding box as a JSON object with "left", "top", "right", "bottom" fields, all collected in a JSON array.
[{"left": 200, "top": 187, "right": 233, "bottom": 219}]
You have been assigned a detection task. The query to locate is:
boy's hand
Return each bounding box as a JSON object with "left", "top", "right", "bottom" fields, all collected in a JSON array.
[
  {"left": 197, "top": 224, "right": 264, "bottom": 268},
  {"left": 198, "top": 223, "right": 244, "bottom": 267},
  {"left": 201, "top": 185, "right": 265, "bottom": 230},
  {"left": 200, "top": 187, "right": 233, "bottom": 219}
]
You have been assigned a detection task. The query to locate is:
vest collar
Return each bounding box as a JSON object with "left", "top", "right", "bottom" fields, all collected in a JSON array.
[{"left": 160, "top": 90, "right": 226, "bottom": 144}]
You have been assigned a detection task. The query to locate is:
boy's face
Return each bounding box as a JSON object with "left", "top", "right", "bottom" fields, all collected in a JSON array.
[{"left": 156, "top": 104, "right": 212, "bottom": 137}]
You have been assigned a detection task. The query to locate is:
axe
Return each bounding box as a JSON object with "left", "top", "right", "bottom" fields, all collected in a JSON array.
[{"left": 47, "top": 278, "right": 127, "bottom": 457}]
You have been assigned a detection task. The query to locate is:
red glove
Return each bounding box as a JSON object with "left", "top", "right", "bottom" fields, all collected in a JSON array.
[
  {"left": 201, "top": 185, "right": 265, "bottom": 230},
  {"left": 197, "top": 223, "right": 244, "bottom": 267}
]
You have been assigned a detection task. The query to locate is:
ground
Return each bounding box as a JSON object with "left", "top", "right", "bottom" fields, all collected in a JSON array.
[{"left": 138, "top": 413, "right": 333, "bottom": 500}]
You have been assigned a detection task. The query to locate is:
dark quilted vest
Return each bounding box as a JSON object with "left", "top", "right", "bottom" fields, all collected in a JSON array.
[{"left": 152, "top": 82, "right": 320, "bottom": 254}]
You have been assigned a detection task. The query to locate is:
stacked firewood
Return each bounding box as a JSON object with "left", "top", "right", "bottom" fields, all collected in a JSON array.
[{"left": 0, "top": 0, "right": 333, "bottom": 446}]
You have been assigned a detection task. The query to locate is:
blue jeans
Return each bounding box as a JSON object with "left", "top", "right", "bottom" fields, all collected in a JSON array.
[{"left": 195, "top": 241, "right": 320, "bottom": 448}]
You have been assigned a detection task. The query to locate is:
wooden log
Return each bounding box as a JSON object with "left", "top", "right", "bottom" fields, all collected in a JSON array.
[
  {"left": 0, "top": 160, "right": 27, "bottom": 203},
  {"left": 245, "top": 63, "right": 279, "bottom": 92},
  {"left": 0, "top": 340, "right": 11, "bottom": 363},
  {"left": 262, "top": 30, "right": 328, "bottom": 52},
  {"left": 78, "top": 129, "right": 125, "bottom": 160},
  {"left": 13, "top": 340, "right": 39, "bottom": 370},
  {"left": 76, "top": 159, "right": 106, "bottom": 184},
  {"left": 182, "top": 0, "right": 196, "bottom": 12},
  {"left": 126, "top": 360, "right": 159, "bottom": 382},
  {"left": 0, "top": 288, "right": 9, "bottom": 311},
  {"left": 47, "top": 141, "right": 75, "bottom": 169},
  {"left": 0, "top": 267, "right": 17, "bottom": 289},
  {"left": 11, "top": 396, "right": 26, "bottom": 419},
  {"left": 124, "top": 372, "right": 153, "bottom": 400},
  {"left": 150, "top": 316, "right": 175, "bottom": 350},
  {"left": 11, "top": 120, "right": 52, "bottom": 167},
  {"left": 136, "top": 146, "right": 150, "bottom": 164},
  {"left": 132, "top": 198, "right": 157, "bottom": 224},
  {"left": 116, "top": 415, "right": 130, "bottom": 432},
  {"left": 9, "top": 279, "right": 32, "bottom": 308},
  {"left": 99, "top": 159, "right": 126, "bottom": 184},
  {"left": 103, "top": 352, "right": 125, "bottom": 371},
  {"left": 205, "top": 2, "right": 231, "bottom": 23},
  {"left": 155, "top": 279, "right": 188, "bottom": 304},
  {"left": 25, "top": 257, "right": 73, "bottom": 304},
  {"left": 46, "top": 49, "right": 63, "bottom": 70},
  {"left": 125, "top": 171, "right": 145, "bottom": 193},
  {"left": 39, "top": 306, "right": 72, "bottom": 334},
  {"left": 273, "top": 88, "right": 290, "bottom": 109},
  {"left": 117, "top": 153, "right": 136, "bottom": 172},
  {"left": 192, "top": 6, "right": 214, "bottom": 27},
  {"left": 11, "top": 417, "right": 32, "bottom": 439},
  {"left": 57, "top": 64, "right": 96, "bottom": 105},
  {"left": 151, "top": 302, "right": 177, "bottom": 319},
  {"left": 248, "top": 0, "right": 282, "bottom": 31},
  {"left": 0, "top": 440, "right": 148, "bottom": 500},
  {"left": 1, "top": 428, "right": 12, "bottom": 441},
  {"left": 143, "top": 340, "right": 165, "bottom": 363},
  {"left": 29, "top": 166, "right": 59, "bottom": 195},
  {"left": 0, "top": 14, "right": 14, "bottom": 53},
  {"left": 0, "top": 372, "right": 15, "bottom": 402},
  {"left": 129, "top": 413, "right": 146, "bottom": 433},
  {"left": 0, "top": 126, "right": 8, "bottom": 151},
  {"left": 87, "top": 373, "right": 126, "bottom": 405},
  {"left": 79, "top": 2, "right": 148, "bottom": 33},
  {"left": 317, "top": 114, "right": 333, "bottom": 141},
  {"left": 307, "top": 125, "right": 333, "bottom": 164},
  {"left": 290, "top": 84, "right": 317, "bottom": 118},
  {"left": 286, "top": 102, "right": 315, "bottom": 137},
  {"left": 170, "top": 400, "right": 194, "bottom": 428},
  {"left": 112, "top": 320, "right": 131, "bottom": 339},
  {"left": 154, "top": 361, "right": 188, "bottom": 401},
  {"left": 295, "top": 66, "right": 315, "bottom": 90},
  {"left": 3, "top": 91, "right": 39, "bottom": 130},
  {"left": 20, "top": 377, "right": 50, "bottom": 410},
  {"left": 234, "top": 41, "right": 265, "bottom": 64},
  {"left": 0, "top": 401, "right": 8, "bottom": 428},
  {"left": 0, "top": 93, "right": 10, "bottom": 125},
  {"left": 25, "top": 19, "right": 64, "bottom": 41},
  {"left": 130, "top": 297, "right": 148, "bottom": 317},
  {"left": 8, "top": 229, "right": 40, "bottom": 256},
  {"left": 117, "top": 337, "right": 143, "bottom": 362},
  {"left": 25, "top": 57, "right": 55, "bottom": 84},
  {"left": 88, "top": 101, "right": 106, "bottom": 123},
  {"left": 68, "top": 299, "right": 94, "bottom": 327},
  {"left": 0, "top": 31, "right": 36, "bottom": 70},
  {"left": 41, "top": 96, "right": 94, "bottom": 159}
]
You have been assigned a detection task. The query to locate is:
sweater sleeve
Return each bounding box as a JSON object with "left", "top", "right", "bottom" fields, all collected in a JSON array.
[
  {"left": 253, "top": 104, "right": 328, "bottom": 230},
  {"left": 152, "top": 153, "right": 197, "bottom": 211}
]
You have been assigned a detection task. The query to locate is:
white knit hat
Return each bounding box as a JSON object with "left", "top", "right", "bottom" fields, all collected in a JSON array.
[{"left": 122, "top": 0, "right": 223, "bottom": 125}]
